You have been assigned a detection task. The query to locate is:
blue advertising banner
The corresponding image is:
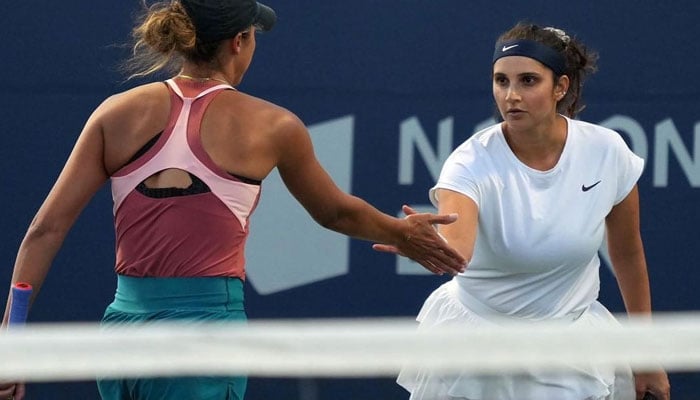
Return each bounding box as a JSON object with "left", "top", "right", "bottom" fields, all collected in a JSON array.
[{"left": 1, "top": 1, "right": 698, "bottom": 398}]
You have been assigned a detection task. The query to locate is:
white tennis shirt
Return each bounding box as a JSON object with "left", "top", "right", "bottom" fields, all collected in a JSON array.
[{"left": 430, "top": 116, "right": 644, "bottom": 319}]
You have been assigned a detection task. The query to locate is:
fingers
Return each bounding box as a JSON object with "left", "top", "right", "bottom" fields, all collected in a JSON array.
[
  {"left": 419, "top": 261, "right": 444, "bottom": 275},
  {"left": 0, "top": 382, "right": 25, "bottom": 400},
  {"left": 642, "top": 389, "right": 669, "bottom": 400},
  {"left": 634, "top": 371, "right": 670, "bottom": 400},
  {"left": 402, "top": 240, "right": 464, "bottom": 275},
  {"left": 372, "top": 244, "right": 404, "bottom": 256},
  {"left": 402, "top": 204, "right": 417, "bottom": 216},
  {"left": 373, "top": 243, "right": 445, "bottom": 275},
  {"left": 399, "top": 219, "right": 466, "bottom": 273},
  {"left": 372, "top": 244, "right": 462, "bottom": 276},
  {"left": 402, "top": 205, "right": 458, "bottom": 226},
  {"left": 15, "top": 383, "right": 25, "bottom": 400},
  {"left": 428, "top": 212, "right": 459, "bottom": 226},
  {"left": 377, "top": 208, "right": 467, "bottom": 275},
  {"left": 426, "top": 232, "right": 466, "bottom": 271},
  {"left": 0, "top": 384, "right": 15, "bottom": 400},
  {"left": 424, "top": 252, "right": 464, "bottom": 275},
  {"left": 639, "top": 391, "right": 663, "bottom": 400},
  {"left": 411, "top": 256, "right": 462, "bottom": 276}
]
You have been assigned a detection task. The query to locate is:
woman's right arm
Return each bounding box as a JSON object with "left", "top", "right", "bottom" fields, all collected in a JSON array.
[
  {"left": 272, "top": 113, "right": 467, "bottom": 275},
  {"left": 0, "top": 99, "right": 111, "bottom": 400},
  {"left": 3, "top": 102, "right": 111, "bottom": 324}
]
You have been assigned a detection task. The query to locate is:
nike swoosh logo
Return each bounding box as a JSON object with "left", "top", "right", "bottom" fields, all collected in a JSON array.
[
  {"left": 502, "top": 44, "right": 519, "bottom": 52},
  {"left": 581, "top": 180, "right": 602, "bottom": 192}
]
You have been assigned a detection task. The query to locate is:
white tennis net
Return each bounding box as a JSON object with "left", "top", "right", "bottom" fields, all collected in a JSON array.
[{"left": 1, "top": 313, "right": 699, "bottom": 382}]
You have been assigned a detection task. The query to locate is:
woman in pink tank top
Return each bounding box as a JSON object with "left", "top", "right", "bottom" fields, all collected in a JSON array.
[{"left": 1, "top": 1, "right": 467, "bottom": 399}]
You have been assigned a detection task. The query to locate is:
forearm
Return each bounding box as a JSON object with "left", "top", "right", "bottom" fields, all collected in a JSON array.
[
  {"left": 3, "top": 224, "right": 67, "bottom": 324},
  {"left": 611, "top": 252, "right": 652, "bottom": 315},
  {"left": 605, "top": 186, "right": 652, "bottom": 316},
  {"left": 318, "top": 195, "right": 404, "bottom": 245}
]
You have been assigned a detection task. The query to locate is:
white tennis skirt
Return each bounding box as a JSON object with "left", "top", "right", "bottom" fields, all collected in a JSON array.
[{"left": 396, "top": 280, "right": 635, "bottom": 400}]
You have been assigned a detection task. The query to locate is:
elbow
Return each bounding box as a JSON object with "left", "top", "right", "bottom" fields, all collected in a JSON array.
[
  {"left": 24, "top": 216, "right": 68, "bottom": 243},
  {"left": 315, "top": 212, "right": 343, "bottom": 232},
  {"left": 311, "top": 205, "right": 350, "bottom": 233},
  {"left": 308, "top": 195, "right": 362, "bottom": 234}
]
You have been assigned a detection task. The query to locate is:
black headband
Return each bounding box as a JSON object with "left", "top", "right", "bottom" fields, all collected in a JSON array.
[
  {"left": 492, "top": 39, "right": 566, "bottom": 76},
  {"left": 180, "top": 0, "right": 276, "bottom": 43}
]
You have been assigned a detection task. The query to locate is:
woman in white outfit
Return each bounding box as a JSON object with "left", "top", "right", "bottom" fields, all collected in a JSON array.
[{"left": 393, "top": 22, "right": 670, "bottom": 400}]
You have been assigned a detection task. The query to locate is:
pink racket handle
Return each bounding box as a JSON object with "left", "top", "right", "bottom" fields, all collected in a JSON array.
[{"left": 9, "top": 282, "right": 32, "bottom": 326}]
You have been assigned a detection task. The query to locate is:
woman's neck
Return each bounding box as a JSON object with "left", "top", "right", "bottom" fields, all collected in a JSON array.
[
  {"left": 502, "top": 115, "right": 568, "bottom": 171},
  {"left": 176, "top": 66, "right": 234, "bottom": 86}
]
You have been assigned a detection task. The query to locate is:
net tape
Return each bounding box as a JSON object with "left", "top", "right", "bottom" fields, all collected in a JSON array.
[{"left": 1, "top": 313, "right": 699, "bottom": 382}]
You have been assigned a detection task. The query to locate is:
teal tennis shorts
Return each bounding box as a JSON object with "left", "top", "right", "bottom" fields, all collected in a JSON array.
[{"left": 97, "top": 275, "right": 247, "bottom": 400}]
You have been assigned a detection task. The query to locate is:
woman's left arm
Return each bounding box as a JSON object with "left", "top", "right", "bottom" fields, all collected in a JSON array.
[
  {"left": 606, "top": 184, "right": 670, "bottom": 400},
  {"left": 606, "top": 185, "right": 650, "bottom": 315}
]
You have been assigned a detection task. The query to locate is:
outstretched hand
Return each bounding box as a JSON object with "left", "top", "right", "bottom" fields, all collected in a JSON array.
[{"left": 373, "top": 205, "right": 466, "bottom": 275}]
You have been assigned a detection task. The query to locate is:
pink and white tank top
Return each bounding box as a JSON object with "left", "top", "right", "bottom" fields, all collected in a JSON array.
[{"left": 110, "top": 79, "right": 261, "bottom": 278}]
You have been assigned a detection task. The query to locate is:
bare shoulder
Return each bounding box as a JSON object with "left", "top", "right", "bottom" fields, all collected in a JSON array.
[
  {"left": 92, "top": 82, "right": 170, "bottom": 135},
  {"left": 232, "top": 92, "right": 303, "bottom": 124},
  {"left": 225, "top": 91, "right": 307, "bottom": 137},
  {"left": 98, "top": 82, "right": 169, "bottom": 116}
]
